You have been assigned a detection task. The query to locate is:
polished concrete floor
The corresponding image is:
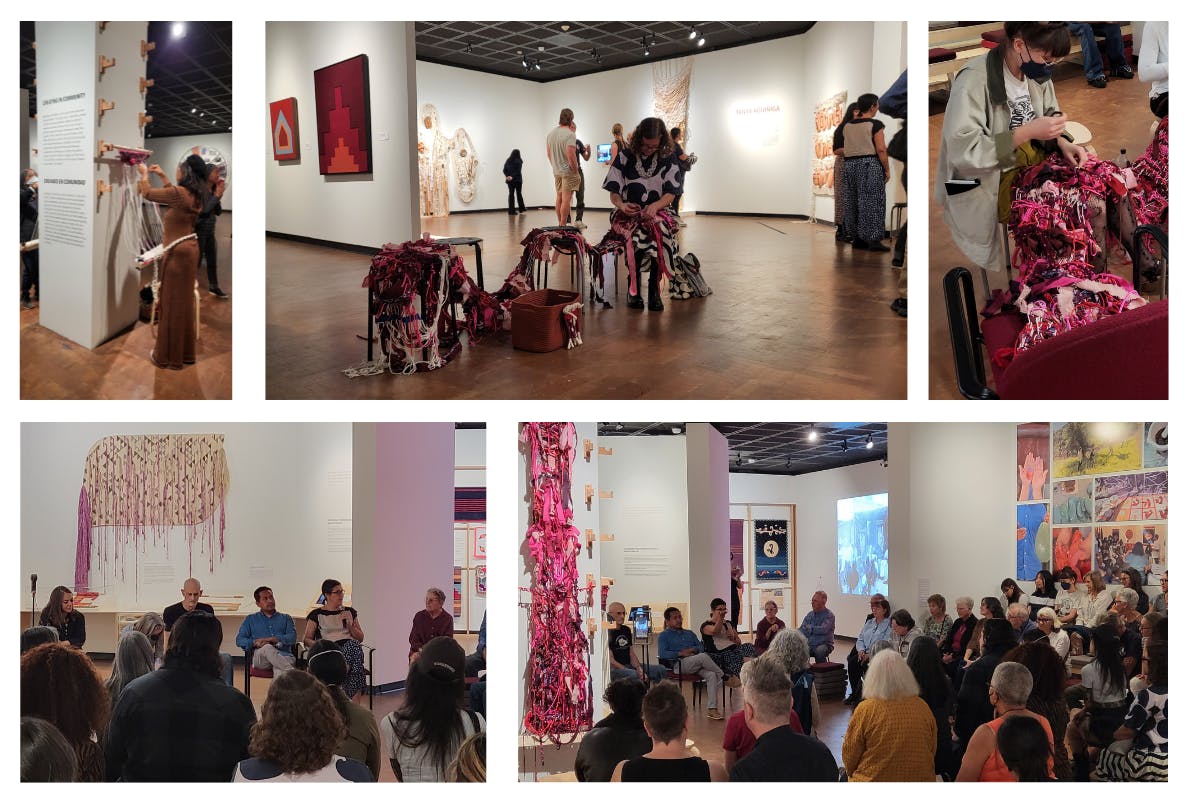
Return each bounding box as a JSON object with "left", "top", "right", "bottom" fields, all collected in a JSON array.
[
  {"left": 266, "top": 211, "right": 907, "bottom": 399},
  {"left": 929, "top": 59, "right": 1162, "bottom": 399},
  {"left": 20, "top": 214, "right": 233, "bottom": 400}
]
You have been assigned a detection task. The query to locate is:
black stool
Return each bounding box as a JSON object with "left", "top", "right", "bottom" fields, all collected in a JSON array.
[
  {"left": 533, "top": 225, "right": 585, "bottom": 306},
  {"left": 367, "top": 258, "right": 460, "bottom": 365},
  {"left": 434, "top": 235, "right": 485, "bottom": 290}
]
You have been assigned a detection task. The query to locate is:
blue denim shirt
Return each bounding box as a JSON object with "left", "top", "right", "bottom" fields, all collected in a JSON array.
[
  {"left": 800, "top": 609, "right": 837, "bottom": 648},
  {"left": 235, "top": 611, "right": 297, "bottom": 652},
  {"left": 657, "top": 627, "right": 702, "bottom": 661},
  {"left": 855, "top": 616, "right": 891, "bottom": 654}
]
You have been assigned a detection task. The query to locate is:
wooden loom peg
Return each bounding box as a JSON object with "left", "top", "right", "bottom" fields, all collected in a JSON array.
[
  {"left": 599, "top": 446, "right": 613, "bottom": 456},
  {"left": 98, "top": 22, "right": 108, "bottom": 32},
  {"left": 141, "top": 40, "right": 156, "bottom": 59},
  {"left": 599, "top": 489, "right": 613, "bottom": 500},
  {"left": 587, "top": 618, "right": 597, "bottom": 644},
  {"left": 599, "top": 531, "right": 615, "bottom": 542},
  {"left": 98, "top": 98, "right": 114, "bottom": 120},
  {"left": 585, "top": 529, "right": 595, "bottom": 557},
  {"left": 96, "top": 180, "right": 112, "bottom": 198},
  {"left": 585, "top": 484, "right": 594, "bottom": 510},
  {"left": 139, "top": 111, "right": 153, "bottom": 130},
  {"left": 140, "top": 76, "right": 155, "bottom": 94},
  {"left": 583, "top": 439, "right": 593, "bottom": 461},
  {"left": 99, "top": 55, "right": 116, "bottom": 75},
  {"left": 97, "top": 140, "right": 114, "bottom": 159}
]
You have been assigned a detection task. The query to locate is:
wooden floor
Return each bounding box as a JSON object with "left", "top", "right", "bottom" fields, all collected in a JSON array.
[
  {"left": 928, "top": 60, "right": 1160, "bottom": 399},
  {"left": 266, "top": 212, "right": 907, "bottom": 399},
  {"left": 20, "top": 214, "right": 233, "bottom": 400},
  {"left": 523, "top": 637, "right": 858, "bottom": 781}
]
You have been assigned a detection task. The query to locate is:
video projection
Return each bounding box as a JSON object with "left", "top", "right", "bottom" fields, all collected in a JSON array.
[{"left": 837, "top": 493, "right": 889, "bottom": 596}]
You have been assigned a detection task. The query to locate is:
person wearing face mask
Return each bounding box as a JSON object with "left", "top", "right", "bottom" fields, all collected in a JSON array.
[{"left": 935, "top": 22, "right": 1091, "bottom": 272}]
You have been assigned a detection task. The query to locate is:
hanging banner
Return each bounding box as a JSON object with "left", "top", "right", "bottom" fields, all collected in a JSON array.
[{"left": 753, "top": 519, "right": 789, "bottom": 581}]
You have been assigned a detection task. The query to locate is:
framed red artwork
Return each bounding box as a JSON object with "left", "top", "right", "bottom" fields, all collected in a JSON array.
[
  {"left": 313, "top": 54, "right": 372, "bottom": 175},
  {"left": 269, "top": 97, "right": 300, "bottom": 161}
]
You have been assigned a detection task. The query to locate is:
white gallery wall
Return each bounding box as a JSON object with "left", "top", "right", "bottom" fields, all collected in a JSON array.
[
  {"left": 417, "top": 21, "right": 905, "bottom": 218},
  {"left": 454, "top": 427, "right": 487, "bottom": 630},
  {"left": 145, "top": 132, "right": 234, "bottom": 210},
  {"left": 20, "top": 423, "right": 353, "bottom": 614},
  {"left": 265, "top": 22, "right": 419, "bottom": 247}
]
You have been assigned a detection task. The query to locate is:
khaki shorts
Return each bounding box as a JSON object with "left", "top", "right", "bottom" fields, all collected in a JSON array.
[{"left": 555, "top": 173, "right": 581, "bottom": 193}]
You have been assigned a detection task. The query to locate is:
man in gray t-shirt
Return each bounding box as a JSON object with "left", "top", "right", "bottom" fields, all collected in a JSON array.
[{"left": 547, "top": 108, "right": 579, "bottom": 226}]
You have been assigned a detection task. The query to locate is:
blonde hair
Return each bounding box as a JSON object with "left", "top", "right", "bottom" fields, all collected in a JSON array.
[
  {"left": 449, "top": 731, "right": 486, "bottom": 782},
  {"left": 862, "top": 649, "right": 919, "bottom": 701}
]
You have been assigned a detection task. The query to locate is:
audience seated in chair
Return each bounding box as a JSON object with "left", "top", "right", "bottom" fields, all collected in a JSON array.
[
  {"left": 1006, "top": 603, "right": 1036, "bottom": 639},
  {"left": 1003, "top": 640, "right": 1071, "bottom": 781},
  {"left": 21, "top": 716, "right": 79, "bottom": 783},
  {"left": 699, "top": 597, "right": 758, "bottom": 684},
  {"left": 307, "top": 640, "right": 382, "bottom": 780},
  {"left": 907, "top": 635, "right": 957, "bottom": 778},
  {"left": 889, "top": 609, "right": 920, "bottom": 657},
  {"left": 21, "top": 642, "right": 107, "bottom": 781},
  {"left": 799, "top": 590, "right": 836, "bottom": 662},
  {"left": 996, "top": 714, "right": 1055, "bottom": 782},
  {"left": 163, "top": 577, "right": 233, "bottom": 686},
  {"left": 753, "top": 599, "right": 786, "bottom": 654},
  {"left": 956, "top": 619, "right": 1017, "bottom": 747},
  {"left": 957, "top": 661, "right": 1055, "bottom": 781},
  {"left": 728, "top": 656, "right": 838, "bottom": 781},
  {"left": 611, "top": 683, "right": 728, "bottom": 782},
  {"left": 121, "top": 612, "right": 166, "bottom": 668},
  {"left": 767, "top": 628, "right": 818, "bottom": 735},
  {"left": 409, "top": 587, "right": 454, "bottom": 666},
  {"left": 940, "top": 596, "right": 977, "bottom": 682},
  {"left": 105, "top": 631, "right": 155, "bottom": 712},
  {"left": 608, "top": 602, "right": 666, "bottom": 685},
  {"left": 575, "top": 678, "right": 652, "bottom": 781},
  {"left": 383, "top": 636, "right": 484, "bottom": 782},
  {"left": 234, "top": 670, "right": 373, "bottom": 782},
  {"left": 657, "top": 606, "right": 725, "bottom": 720},
  {"left": 921, "top": 593, "right": 953, "bottom": 645},
  {"left": 304, "top": 578, "right": 368, "bottom": 700},
  {"left": 105, "top": 612, "right": 256, "bottom": 781},
  {"left": 1067, "top": 623, "right": 1129, "bottom": 781},
  {"left": 21, "top": 625, "right": 59, "bottom": 654},
  {"left": 1095, "top": 639, "right": 1167, "bottom": 782},
  {"left": 236, "top": 585, "right": 297, "bottom": 680},
  {"left": 846, "top": 594, "right": 891, "bottom": 704},
  {"left": 842, "top": 649, "right": 937, "bottom": 782},
  {"left": 1035, "top": 606, "right": 1070, "bottom": 660}
]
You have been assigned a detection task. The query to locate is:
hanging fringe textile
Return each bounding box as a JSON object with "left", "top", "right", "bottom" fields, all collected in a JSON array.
[
  {"left": 653, "top": 58, "right": 694, "bottom": 144},
  {"left": 522, "top": 422, "right": 592, "bottom": 745},
  {"left": 114, "top": 148, "right": 166, "bottom": 270},
  {"left": 451, "top": 128, "right": 479, "bottom": 204},
  {"left": 76, "top": 434, "right": 230, "bottom": 592},
  {"left": 1128, "top": 116, "right": 1169, "bottom": 229},
  {"left": 1001, "top": 154, "right": 1148, "bottom": 355}
]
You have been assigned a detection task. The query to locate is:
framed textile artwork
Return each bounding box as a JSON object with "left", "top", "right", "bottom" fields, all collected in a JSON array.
[
  {"left": 313, "top": 54, "right": 372, "bottom": 175},
  {"left": 269, "top": 97, "right": 300, "bottom": 161}
]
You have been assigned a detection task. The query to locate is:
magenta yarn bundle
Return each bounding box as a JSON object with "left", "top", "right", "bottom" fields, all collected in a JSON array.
[{"left": 522, "top": 422, "right": 592, "bottom": 744}]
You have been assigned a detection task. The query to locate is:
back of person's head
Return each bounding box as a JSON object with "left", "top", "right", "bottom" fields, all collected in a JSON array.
[
  {"left": 20, "top": 716, "right": 79, "bottom": 782},
  {"left": 178, "top": 154, "right": 211, "bottom": 209},
  {"left": 604, "top": 677, "right": 647, "bottom": 718},
  {"left": 856, "top": 93, "right": 879, "bottom": 112},
  {"left": 906, "top": 635, "right": 951, "bottom": 705},
  {"left": 20, "top": 643, "right": 108, "bottom": 747},
  {"left": 21, "top": 626, "right": 59, "bottom": 653},
  {"left": 131, "top": 611, "right": 166, "bottom": 653},
  {"left": 1147, "top": 640, "right": 1167, "bottom": 686},
  {"left": 164, "top": 611, "right": 223, "bottom": 678},
  {"left": 508, "top": 149, "right": 521, "bottom": 162},
  {"left": 449, "top": 731, "right": 486, "bottom": 782},
  {"left": 990, "top": 661, "right": 1033, "bottom": 707},
  {"left": 1021, "top": 628, "right": 1048, "bottom": 644},
  {"left": 1091, "top": 624, "right": 1127, "bottom": 693},
  {"left": 250, "top": 669, "right": 345, "bottom": 774},
  {"left": 892, "top": 608, "right": 915, "bottom": 630},
  {"left": 559, "top": 108, "right": 574, "bottom": 126},
  {"left": 840, "top": 102, "right": 859, "bottom": 126},
  {"left": 767, "top": 627, "right": 810, "bottom": 674},
  {"left": 862, "top": 648, "right": 919, "bottom": 701},
  {"left": 611, "top": 122, "right": 623, "bottom": 138},
  {"left": 106, "top": 630, "right": 155, "bottom": 704},
  {"left": 393, "top": 636, "right": 468, "bottom": 777},
  {"left": 996, "top": 714, "right": 1052, "bottom": 781},
  {"left": 741, "top": 655, "right": 793, "bottom": 725},
  {"left": 670, "top": 126, "right": 681, "bottom": 139},
  {"left": 307, "top": 639, "right": 349, "bottom": 686},
  {"left": 1153, "top": 615, "right": 1167, "bottom": 641},
  {"left": 1003, "top": 22, "right": 1071, "bottom": 58},
  {"left": 983, "top": 617, "right": 1017, "bottom": 651},
  {"left": 868, "top": 639, "right": 894, "bottom": 658},
  {"left": 642, "top": 683, "right": 688, "bottom": 743}
]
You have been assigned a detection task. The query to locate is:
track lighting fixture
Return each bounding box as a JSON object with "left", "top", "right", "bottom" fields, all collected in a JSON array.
[
  {"left": 747, "top": 457, "right": 758, "bottom": 464},
  {"left": 466, "top": 42, "right": 473, "bottom": 54},
  {"left": 808, "top": 426, "right": 818, "bottom": 443},
  {"left": 534, "top": 60, "right": 541, "bottom": 70},
  {"left": 689, "top": 26, "right": 697, "bottom": 40},
  {"left": 841, "top": 439, "right": 848, "bottom": 452},
  {"left": 866, "top": 434, "right": 875, "bottom": 449},
  {"left": 736, "top": 453, "right": 743, "bottom": 467},
  {"left": 671, "top": 426, "right": 682, "bottom": 435},
  {"left": 697, "top": 37, "right": 706, "bottom": 47}
]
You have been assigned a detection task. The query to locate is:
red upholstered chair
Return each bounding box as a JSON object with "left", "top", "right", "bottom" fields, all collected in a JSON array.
[
  {"left": 659, "top": 656, "right": 726, "bottom": 710},
  {"left": 929, "top": 47, "right": 956, "bottom": 64},
  {"left": 980, "top": 29, "right": 1005, "bottom": 48},
  {"left": 944, "top": 267, "right": 1169, "bottom": 399},
  {"left": 243, "top": 643, "right": 301, "bottom": 695}
]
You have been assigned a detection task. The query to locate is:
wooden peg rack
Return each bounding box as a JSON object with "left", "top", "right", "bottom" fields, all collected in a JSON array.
[
  {"left": 98, "top": 98, "right": 114, "bottom": 119},
  {"left": 138, "top": 111, "right": 153, "bottom": 129},
  {"left": 140, "top": 76, "right": 155, "bottom": 94},
  {"left": 99, "top": 55, "right": 116, "bottom": 75},
  {"left": 96, "top": 180, "right": 112, "bottom": 198},
  {"left": 141, "top": 40, "right": 156, "bottom": 59}
]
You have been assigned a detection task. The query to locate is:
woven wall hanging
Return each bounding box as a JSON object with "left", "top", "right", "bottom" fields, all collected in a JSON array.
[{"left": 652, "top": 57, "right": 694, "bottom": 146}]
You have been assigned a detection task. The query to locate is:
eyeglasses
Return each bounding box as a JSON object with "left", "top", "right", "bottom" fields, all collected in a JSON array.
[
  {"left": 869, "top": 602, "right": 882, "bottom": 607},
  {"left": 714, "top": 607, "right": 728, "bottom": 613},
  {"left": 329, "top": 589, "right": 345, "bottom": 594}
]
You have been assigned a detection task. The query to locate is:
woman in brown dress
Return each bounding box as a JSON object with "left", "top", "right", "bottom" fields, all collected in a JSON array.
[{"left": 136, "top": 154, "right": 210, "bottom": 368}]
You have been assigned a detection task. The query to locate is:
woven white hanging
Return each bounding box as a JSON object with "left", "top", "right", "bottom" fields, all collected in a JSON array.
[{"left": 653, "top": 57, "right": 694, "bottom": 145}]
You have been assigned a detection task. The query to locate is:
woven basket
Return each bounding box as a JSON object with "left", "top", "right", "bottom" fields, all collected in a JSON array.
[{"left": 511, "top": 289, "right": 582, "bottom": 353}]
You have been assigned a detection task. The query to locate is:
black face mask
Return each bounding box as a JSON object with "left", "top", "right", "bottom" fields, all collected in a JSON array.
[
  {"left": 1060, "top": 581, "right": 1072, "bottom": 591},
  {"left": 1019, "top": 46, "right": 1054, "bottom": 84}
]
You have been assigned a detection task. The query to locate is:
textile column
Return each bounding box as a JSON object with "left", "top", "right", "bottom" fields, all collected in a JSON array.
[
  {"left": 352, "top": 423, "right": 455, "bottom": 691},
  {"left": 36, "top": 21, "right": 147, "bottom": 347},
  {"left": 686, "top": 424, "right": 730, "bottom": 631}
]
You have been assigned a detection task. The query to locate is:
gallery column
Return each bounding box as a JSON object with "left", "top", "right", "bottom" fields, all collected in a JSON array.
[
  {"left": 686, "top": 423, "right": 731, "bottom": 630},
  {"left": 352, "top": 423, "right": 454, "bottom": 691},
  {"left": 35, "top": 22, "right": 147, "bottom": 347}
]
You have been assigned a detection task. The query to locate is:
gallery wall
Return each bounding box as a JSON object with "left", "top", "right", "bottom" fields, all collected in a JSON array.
[
  {"left": 145, "top": 132, "right": 235, "bottom": 210},
  {"left": 20, "top": 423, "right": 353, "bottom": 615},
  {"left": 265, "top": 22, "right": 419, "bottom": 247},
  {"left": 417, "top": 21, "right": 905, "bottom": 218}
]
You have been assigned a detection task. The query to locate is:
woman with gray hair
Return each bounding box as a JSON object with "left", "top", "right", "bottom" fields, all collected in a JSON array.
[
  {"left": 105, "top": 631, "right": 156, "bottom": 711},
  {"left": 768, "top": 629, "right": 819, "bottom": 735},
  {"left": 409, "top": 587, "right": 454, "bottom": 665},
  {"left": 122, "top": 612, "right": 166, "bottom": 667},
  {"left": 1034, "top": 607, "right": 1069, "bottom": 660},
  {"left": 842, "top": 649, "right": 937, "bottom": 781},
  {"left": 957, "top": 661, "right": 1055, "bottom": 781}
]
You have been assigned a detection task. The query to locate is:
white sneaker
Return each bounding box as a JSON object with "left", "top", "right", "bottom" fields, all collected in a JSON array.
[
  {"left": 576, "top": 221, "right": 587, "bottom": 229},
  {"left": 679, "top": 220, "right": 689, "bottom": 227}
]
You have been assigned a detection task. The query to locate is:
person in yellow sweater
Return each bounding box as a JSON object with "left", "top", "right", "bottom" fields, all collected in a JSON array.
[{"left": 842, "top": 649, "right": 937, "bottom": 781}]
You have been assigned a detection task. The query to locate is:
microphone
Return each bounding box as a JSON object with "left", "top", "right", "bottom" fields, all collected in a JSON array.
[{"left": 31, "top": 573, "right": 37, "bottom": 593}]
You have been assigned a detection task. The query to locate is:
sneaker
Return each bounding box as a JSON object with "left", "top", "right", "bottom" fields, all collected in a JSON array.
[
  {"left": 1088, "top": 76, "right": 1108, "bottom": 89},
  {"left": 724, "top": 675, "right": 742, "bottom": 688},
  {"left": 1112, "top": 64, "right": 1134, "bottom": 80},
  {"left": 706, "top": 707, "right": 724, "bottom": 721},
  {"left": 208, "top": 287, "right": 229, "bottom": 299}
]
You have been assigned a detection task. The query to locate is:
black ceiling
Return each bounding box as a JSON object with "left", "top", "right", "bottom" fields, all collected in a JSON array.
[
  {"left": 598, "top": 423, "right": 888, "bottom": 476},
  {"left": 20, "top": 21, "right": 232, "bottom": 139},
  {"left": 416, "top": 21, "right": 816, "bottom": 82}
]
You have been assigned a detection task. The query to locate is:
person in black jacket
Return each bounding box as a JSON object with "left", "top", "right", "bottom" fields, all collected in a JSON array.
[
  {"left": 503, "top": 149, "right": 525, "bottom": 215},
  {"left": 941, "top": 596, "right": 978, "bottom": 683},
  {"left": 955, "top": 619, "right": 1017, "bottom": 748},
  {"left": 574, "top": 678, "right": 651, "bottom": 781},
  {"left": 195, "top": 163, "right": 227, "bottom": 298},
  {"left": 38, "top": 586, "right": 85, "bottom": 649},
  {"left": 20, "top": 169, "right": 39, "bottom": 309}
]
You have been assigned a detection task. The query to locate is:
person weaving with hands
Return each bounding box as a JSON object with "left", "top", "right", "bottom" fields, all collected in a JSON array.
[{"left": 602, "top": 116, "right": 683, "bottom": 312}]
